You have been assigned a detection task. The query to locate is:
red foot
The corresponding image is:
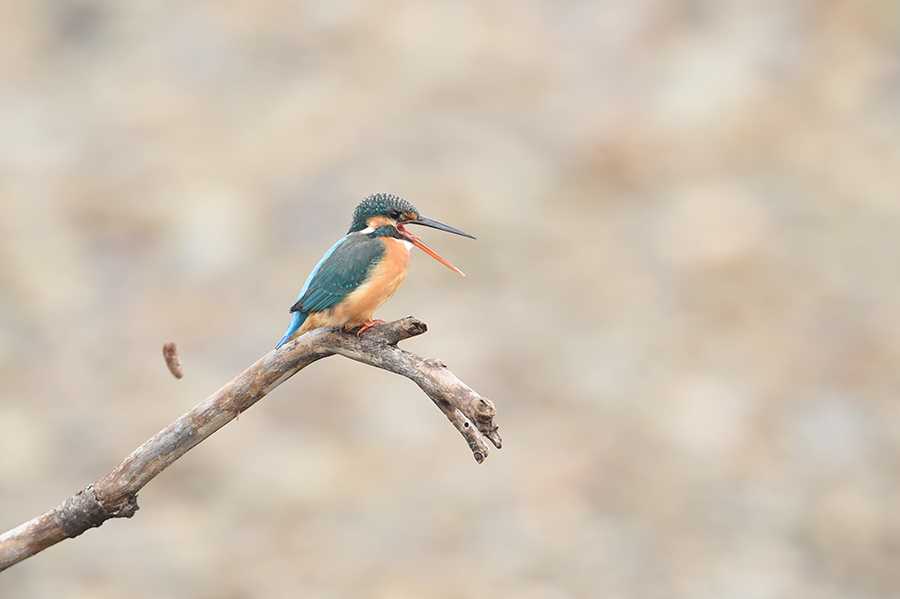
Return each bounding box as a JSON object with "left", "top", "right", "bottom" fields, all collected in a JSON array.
[{"left": 355, "top": 319, "right": 384, "bottom": 336}]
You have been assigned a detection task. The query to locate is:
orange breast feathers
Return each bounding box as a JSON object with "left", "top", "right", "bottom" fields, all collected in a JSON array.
[{"left": 302, "top": 237, "right": 411, "bottom": 332}]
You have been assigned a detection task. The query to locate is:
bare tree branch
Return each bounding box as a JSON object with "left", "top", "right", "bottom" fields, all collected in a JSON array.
[{"left": 0, "top": 317, "right": 501, "bottom": 572}]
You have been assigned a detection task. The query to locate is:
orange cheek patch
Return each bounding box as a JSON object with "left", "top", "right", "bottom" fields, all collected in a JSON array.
[{"left": 367, "top": 215, "right": 394, "bottom": 229}]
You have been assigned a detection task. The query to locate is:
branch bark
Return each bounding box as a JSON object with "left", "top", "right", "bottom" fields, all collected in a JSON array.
[{"left": 0, "top": 317, "right": 501, "bottom": 572}]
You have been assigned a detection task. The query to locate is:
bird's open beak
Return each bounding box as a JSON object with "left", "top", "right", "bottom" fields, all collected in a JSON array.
[{"left": 397, "top": 216, "right": 475, "bottom": 276}]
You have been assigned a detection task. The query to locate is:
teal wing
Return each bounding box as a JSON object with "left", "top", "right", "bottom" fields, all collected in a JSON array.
[{"left": 291, "top": 234, "right": 385, "bottom": 314}]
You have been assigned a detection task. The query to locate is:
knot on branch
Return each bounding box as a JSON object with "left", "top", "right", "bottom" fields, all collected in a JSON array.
[
  {"left": 473, "top": 397, "right": 495, "bottom": 419},
  {"left": 56, "top": 487, "right": 110, "bottom": 538},
  {"left": 401, "top": 317, "right": 427, "bottom": 339},
  {"left": 106, "top": 493, "right": 140, "bottom": 519}
]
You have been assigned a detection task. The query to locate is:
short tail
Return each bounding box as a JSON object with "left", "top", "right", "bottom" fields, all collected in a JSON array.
[{"left": 275, "top": 311, "right": 308, "bottom": 349}]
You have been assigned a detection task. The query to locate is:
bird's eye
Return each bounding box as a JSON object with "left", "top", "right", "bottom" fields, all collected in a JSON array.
[{"left": 388, "top": 210, "right": 401, "bottom": 220}]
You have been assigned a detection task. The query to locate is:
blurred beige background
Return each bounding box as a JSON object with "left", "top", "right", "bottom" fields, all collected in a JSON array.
[{"left": 2, "top": 1, "right": 900, "bottom": 597}]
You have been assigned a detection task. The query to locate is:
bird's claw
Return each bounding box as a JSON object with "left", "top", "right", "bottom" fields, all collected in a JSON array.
[{"left": 355, "top": 320, "right": 385, "bottom": 336}]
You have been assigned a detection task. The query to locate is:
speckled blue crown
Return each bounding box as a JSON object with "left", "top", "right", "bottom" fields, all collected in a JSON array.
[{"left": 348, "top": 193, "right": 419, "bottom": 233}]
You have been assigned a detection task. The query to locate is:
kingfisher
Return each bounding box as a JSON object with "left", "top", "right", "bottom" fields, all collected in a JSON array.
[{"left": 275, "top": 193, "right": 475, "bottom": 349}]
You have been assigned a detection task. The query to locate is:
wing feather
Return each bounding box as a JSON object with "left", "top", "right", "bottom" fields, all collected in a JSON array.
[{"left": 291, "top": 234, "right": 384, "bottom": 314}]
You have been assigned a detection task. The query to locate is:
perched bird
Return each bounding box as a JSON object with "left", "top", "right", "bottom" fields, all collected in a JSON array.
[{"left": 276, "top": 193, "right": 475, "bottom": 349}]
